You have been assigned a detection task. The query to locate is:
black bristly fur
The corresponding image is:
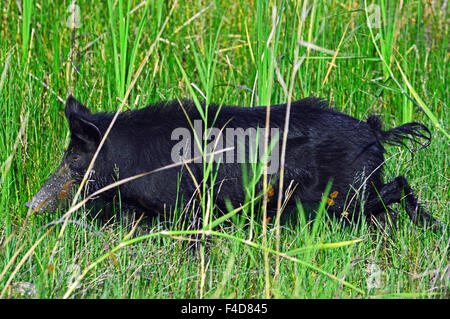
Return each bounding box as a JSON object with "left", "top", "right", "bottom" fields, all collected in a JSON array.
[{"left": 44, "top": 96, "right": 439, "bottom": 227}]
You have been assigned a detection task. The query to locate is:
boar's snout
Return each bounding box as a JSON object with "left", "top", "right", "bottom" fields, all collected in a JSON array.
[{"left": 26, "top": 164, "right": 75, "bottom": 213}]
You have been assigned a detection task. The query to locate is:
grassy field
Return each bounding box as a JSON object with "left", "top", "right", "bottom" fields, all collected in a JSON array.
[{"left": 0, "top": 0, "right": 448, "bottom": 299}]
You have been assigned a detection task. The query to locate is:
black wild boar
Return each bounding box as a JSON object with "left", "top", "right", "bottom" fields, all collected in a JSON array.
[{"left": 26, "top": 95, "right": 439, "bottom": 227}]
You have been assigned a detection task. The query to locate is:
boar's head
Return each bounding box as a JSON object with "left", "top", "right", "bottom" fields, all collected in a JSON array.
[{"left": 26, "top": 96, "right": 102, "bottom": 213}]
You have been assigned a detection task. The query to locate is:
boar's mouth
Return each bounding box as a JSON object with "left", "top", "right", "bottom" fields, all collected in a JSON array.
[{"left": 25, "top": 164, "right": 76, "bottom": 213}]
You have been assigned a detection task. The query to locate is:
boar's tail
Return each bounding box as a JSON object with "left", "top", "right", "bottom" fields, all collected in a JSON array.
[{"left": 367, "top": 115, "right": 431, "bottom": 152}]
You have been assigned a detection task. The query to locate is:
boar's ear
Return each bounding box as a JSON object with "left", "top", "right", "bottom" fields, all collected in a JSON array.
[
  {"left": 65, "top": 95, "right": 91, "bottom": 118},
  {"left": 65, "top": 95, "right": 101, "bottom": 148}
]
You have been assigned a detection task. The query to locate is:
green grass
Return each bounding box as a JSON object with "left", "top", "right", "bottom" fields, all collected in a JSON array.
[{"left": 0, "top": 0, "right": 448, "bottom": 299}]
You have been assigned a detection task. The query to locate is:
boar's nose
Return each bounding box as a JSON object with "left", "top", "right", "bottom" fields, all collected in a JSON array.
[
  {"left": 25, "top": 163, "right": 75, "bottom": 213},
  {"left": 24, "top": 200, "right": 40, "bottom": 210},
  {"left": 24, "top": 196, "right": 47, "bottom": 213}
]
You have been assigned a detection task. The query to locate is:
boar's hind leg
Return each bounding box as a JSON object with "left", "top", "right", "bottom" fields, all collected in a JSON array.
[{"left": 365, "top": 176, "right": 439, "bottom": 227}]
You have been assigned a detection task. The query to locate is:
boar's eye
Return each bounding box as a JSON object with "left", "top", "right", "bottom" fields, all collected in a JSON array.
[{"left": 73, "top": 154, "right": 80, "bottom": 162}]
